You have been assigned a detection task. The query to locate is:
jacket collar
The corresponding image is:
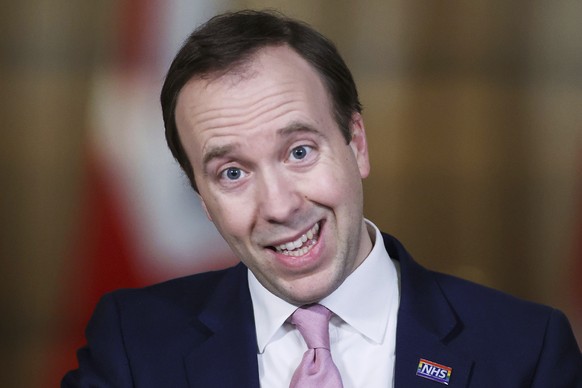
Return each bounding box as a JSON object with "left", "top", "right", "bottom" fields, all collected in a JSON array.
[
  {"left": 183, "top": 263, "right": 260, "bottom": 388},
  {"left": 383, "top": 233, "right": 474, "bottom": 387}
]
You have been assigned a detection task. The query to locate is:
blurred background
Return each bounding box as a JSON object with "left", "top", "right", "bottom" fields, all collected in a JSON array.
[{"left": 1, "top": 0, "right": 581, "bottom": 386}]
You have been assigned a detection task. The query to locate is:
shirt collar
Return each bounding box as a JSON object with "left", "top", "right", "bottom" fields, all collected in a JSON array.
[
  {"left": 320, "top": 221, "right": 398, "bottom": 344},
  {"left": 248, "top": 219, "right": 399, "bottom": 352},
  {"left": 248, "top": 270, "right": 297, "bottom": 353}
]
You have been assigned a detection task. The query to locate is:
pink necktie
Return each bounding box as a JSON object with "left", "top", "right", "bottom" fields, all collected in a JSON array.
[{"left": 289, "top": 304, "right": 344, "bottom": 388}]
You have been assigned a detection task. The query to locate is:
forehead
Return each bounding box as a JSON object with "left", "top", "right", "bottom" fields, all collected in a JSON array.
[{"left": 174, "top": 45, "right": 335, "bottom": 156}]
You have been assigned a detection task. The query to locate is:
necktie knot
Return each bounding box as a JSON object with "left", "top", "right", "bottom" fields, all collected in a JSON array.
[
  {"left": 291, "top": 304, "right": 332, "bottom": 350},
  {"left": 289, "top": 304, "right": 343, "bottom": 388}
]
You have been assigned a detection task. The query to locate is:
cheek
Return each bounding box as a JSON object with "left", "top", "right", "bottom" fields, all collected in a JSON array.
[
  {"left": 311, "top": 153, "right": 362, "bottom": 197},
  {"left": 301, "top": 166, "right": 358, "bottom": 207},
  {"left": 205, "top": 195, "right": 255, "bottom": 240}
]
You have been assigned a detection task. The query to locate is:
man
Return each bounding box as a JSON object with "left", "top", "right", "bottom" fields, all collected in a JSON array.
[{"left": 63, "top": 10, "right": 582, "bottom": 387}]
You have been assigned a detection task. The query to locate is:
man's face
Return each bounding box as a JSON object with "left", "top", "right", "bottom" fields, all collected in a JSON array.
[{"left": 175, "top": 45, "right": 372, "bottom": 305}]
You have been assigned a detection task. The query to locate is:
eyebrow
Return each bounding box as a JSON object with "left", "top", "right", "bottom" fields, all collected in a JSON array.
[
  {"left": 202, "top": 144, "right": 236, "bottom": 168},
  {"left": 277, "top": 121, "right": 322, "bottom": 138}
]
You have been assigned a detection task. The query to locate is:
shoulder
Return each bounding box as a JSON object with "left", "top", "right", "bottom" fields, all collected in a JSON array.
[
  {"left": 63, "top": 263, "right": 251, "bottom": 386},
  {"left": 434, "top": 270, "right": 553, "bottom": 321},
  {"left": 382, "top": 232, "right": 581, "bottom": 384},
  {"left": 383, "top": 231, "right": 556, "bottom": 322},
  {"left": 82, "top": 262, "right": 248, "bottom": 344},
  {"left": 432, "top": 271, "right": 582, "bottom": 384},
  {"left": 103, "top": 263, "right": 246, "bottom": 318}
]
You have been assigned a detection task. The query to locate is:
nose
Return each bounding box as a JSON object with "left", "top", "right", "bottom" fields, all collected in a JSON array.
[{"left": 256, "top": 169, "right": 302, "bottom": 224}]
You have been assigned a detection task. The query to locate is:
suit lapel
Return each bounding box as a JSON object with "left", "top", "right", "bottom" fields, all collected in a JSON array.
[
  {"left": 383, "top": 234, "right": 474, "bottom": 387},
  {"left": 183, "top": 263, "right": 260, "bottom": 388}
]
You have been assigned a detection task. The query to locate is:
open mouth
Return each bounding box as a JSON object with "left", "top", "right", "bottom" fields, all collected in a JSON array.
[{"left": 272, "top": 222, "right": 320, "bottom": 257}]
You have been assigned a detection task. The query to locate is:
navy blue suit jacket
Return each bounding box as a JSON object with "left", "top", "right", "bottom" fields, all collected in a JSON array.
[{"left": 63, "top": 233, "right": 582, "bottom": 387}]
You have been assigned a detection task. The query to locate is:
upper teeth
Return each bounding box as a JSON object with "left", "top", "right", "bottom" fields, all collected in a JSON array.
[{"left": 275, "top": 223, "right": 319, "bottom": 253}]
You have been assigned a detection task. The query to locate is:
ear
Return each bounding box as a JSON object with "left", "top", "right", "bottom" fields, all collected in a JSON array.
[
  {"left": 348, "top": 112, "right": 370, "bottom": 178},
  {"left": 197, "top": 193, "right": 213, "bottom": 222}
]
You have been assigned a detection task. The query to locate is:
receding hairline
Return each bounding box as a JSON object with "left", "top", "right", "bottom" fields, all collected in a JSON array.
[
  {"left": 175, "top": 43, "right": 339, "bottom": 158},
  {"left": 187, "top": 42, "right": 290, "bottom": 89}
]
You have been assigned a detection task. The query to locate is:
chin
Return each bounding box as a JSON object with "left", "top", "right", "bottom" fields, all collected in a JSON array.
[{"left": 283, "top": 281, "right": 339, "bottom": 305}]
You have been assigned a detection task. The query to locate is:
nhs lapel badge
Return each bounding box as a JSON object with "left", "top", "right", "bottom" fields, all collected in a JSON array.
[{"left": 416, "top": 358, "right": 452, "bottom": 385}]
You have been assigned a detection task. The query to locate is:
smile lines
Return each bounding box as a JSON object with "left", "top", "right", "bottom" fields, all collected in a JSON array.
[{"left": 274, "top": 223, "right": 320, "bottom": 256}]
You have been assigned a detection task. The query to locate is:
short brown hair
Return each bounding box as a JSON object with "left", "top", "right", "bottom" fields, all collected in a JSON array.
[{"left": 161, "top": 10, "right": 361, "bottom": 191}]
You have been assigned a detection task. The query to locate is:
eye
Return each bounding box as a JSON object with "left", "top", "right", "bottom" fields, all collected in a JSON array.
[
  {"left": 220, "top": 167, "right": 245, "bottom": 181},
  {"left": 289, "top": 145, "right": 312, "bottom": 161}
]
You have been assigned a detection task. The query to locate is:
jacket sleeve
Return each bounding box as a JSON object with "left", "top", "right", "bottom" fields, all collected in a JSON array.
[
  {"left": 530, "top": 309, "right": 582, "bottom": 387},
  {"left": 61, "top": 292, "right": 134, "bottom": 387}
]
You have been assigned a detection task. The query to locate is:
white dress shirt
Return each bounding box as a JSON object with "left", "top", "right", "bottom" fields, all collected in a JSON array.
[{"left": 248, "top": 220, "right": 400, "bottom": 388}]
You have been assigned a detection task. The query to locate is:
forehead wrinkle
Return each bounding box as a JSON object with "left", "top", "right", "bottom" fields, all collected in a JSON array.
[
  {"left": 193, "top": 83, "right": 301, "bottom": 132},
  {"left": 195, "top": 89, "right": 303, "bottom": 171}
]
